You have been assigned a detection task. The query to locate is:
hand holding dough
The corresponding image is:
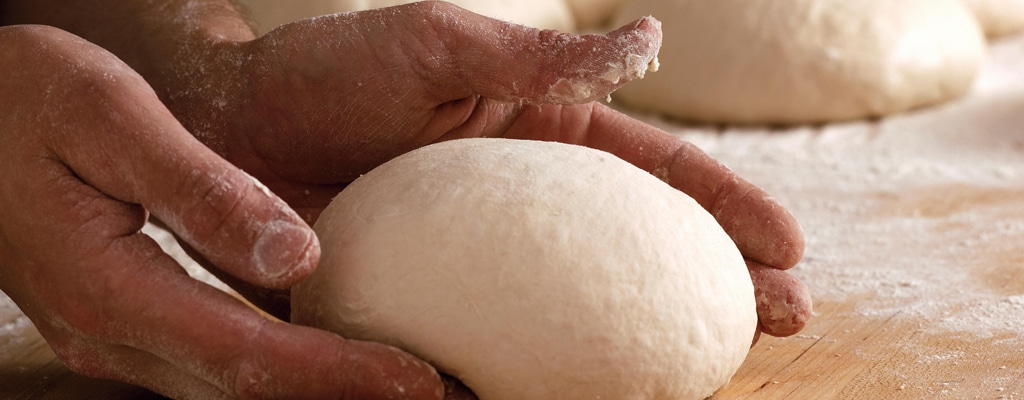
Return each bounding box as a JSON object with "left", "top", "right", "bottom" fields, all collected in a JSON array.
[
  {"left": 293, "top": 138, "right": 757, "bottom": 400},
  {"left": 612, "top": 0, "right": 986, "bottom": 124}
]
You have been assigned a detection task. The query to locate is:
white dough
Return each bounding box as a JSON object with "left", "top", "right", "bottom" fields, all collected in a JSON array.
[
  {"left": 292, "top": 138, "right": 756, "bottom": 400},
  {"left": 961, "top": 0, "right": 1024, "bottom": 37},
  {"left": 612, "top": 0, "right": 986, "bottom": 124},
  {"left": 240, "top": 0, "right": 576, "bottom": 35}
]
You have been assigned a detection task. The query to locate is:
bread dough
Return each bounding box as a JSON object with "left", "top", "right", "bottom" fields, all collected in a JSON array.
[
  {"left": 564, "top": 0, "right": 624, "bottom": 30},
  {"left": 241, "top": 0, "right": 576, "bottom": 35},
  {"left": 961, "top": 0, "right": 1024, "bottom": 37},
  {"left": 612, "top": 0, "right": 986, "bottom": 124},
  {"left": 292, "top": 138, "right": 756, "bottom": 400}
]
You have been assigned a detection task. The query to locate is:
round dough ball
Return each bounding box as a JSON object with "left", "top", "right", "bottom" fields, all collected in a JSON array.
[
  {"left": 292, "top": 138, "right": 756, "bottom": 400},
  {"left": 612, "top": 0, "right": 986, "bottom": 124},
  {"left": 961, "top": 0, "right": 1024, "bottom": 37},
  {"left": 241, "top": 0, "right": 576, "bottom": 35},
  {"left": 564, "top": 0, "right": 625, "bottom": 30}
]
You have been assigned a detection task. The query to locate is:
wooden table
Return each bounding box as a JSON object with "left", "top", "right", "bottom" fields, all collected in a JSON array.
[{"left": 3, "top": 32, "right": 1023, "bottom": 400}]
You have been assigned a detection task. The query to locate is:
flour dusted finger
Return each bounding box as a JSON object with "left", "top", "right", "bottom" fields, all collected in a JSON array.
[
  {"left": 265, "top": 1, "right": 663, "bottom": 105},
  {"left": 70, "top": 233, "right": 444, "bottom": 400},
  {"left": 32, "top": 28, "right": 318, "bottom": 289},
  {"left": 46, "top": 338, "right": 230, "bottom": 400},
  {"left": 748, "top": 261, "right": 813, "bottom": 337}
]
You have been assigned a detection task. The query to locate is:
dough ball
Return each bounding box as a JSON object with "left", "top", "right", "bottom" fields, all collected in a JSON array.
[
  {"left": 292, "top": 138, "right": 756, "bottom": 400},
  {"left": 612, "top": 0, "right": 986, "bottom": 124},
  {"left": 240, "top": 0, "right": 575, "bottom": 35},
  {"left": 961, "top": 0, "right": 1024, "bottom": 37},
  {"left": 564, "top": 0, "right": 625, "bottom": 30}
]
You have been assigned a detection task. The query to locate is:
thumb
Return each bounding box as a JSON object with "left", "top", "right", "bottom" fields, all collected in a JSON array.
[
  {"left": 52, "top": 63, "right": 318, "bottom": 289},
  {"left": 361, "top": 1, "right": 662, "bottom": 104}
]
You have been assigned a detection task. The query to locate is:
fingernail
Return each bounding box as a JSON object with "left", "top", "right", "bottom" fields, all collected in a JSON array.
[{"left": 254, "top": 220, "right": 317, "bottom": 285}]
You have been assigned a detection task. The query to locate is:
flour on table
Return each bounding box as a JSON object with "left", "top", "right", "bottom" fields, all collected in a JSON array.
[{"left": 630, "top": 35, "right": 1024, "bottom": 342}]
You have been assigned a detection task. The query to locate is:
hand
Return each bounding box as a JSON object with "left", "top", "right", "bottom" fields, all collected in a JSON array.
[
  {"left": 0, "top": 25, "right": 450, "bottom": 400},
  {"left": 160, "top": 2, "right": 812, "bottom": 338}
]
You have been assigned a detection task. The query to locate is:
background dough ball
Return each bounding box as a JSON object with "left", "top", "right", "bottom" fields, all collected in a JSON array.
[
  {"left": 241, "top": 0, "right": 576, "bottom": 35},
  {"left": 612, "top": 0, "right": 986, "bottom": 124},
  {"left": 564, "top": 0, "right": 625, "bottom": 30},
  {"left": 293, "top": 138, "right": 757, "bottom": 400},
  {"left": 961, "top": 0, "right": 1024, "bottom": 37}
]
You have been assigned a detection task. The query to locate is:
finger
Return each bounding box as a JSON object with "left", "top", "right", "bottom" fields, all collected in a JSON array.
[
  {"left": 747, "top": 261, "right": 813, "bottom": 337},
  {"left": 25, "top": 146, "right": 440, "bottom": 399},
  {"left": 146, "top": 217, "right": 292, "bottom": 320},
  {"left": 180, "top": 235, "right": 294, "bottom": 321},
  {"left": 376, "top": 1, "right": 661, "bottom": 104},
  {"left": 44, "top": 60, "right": 318, "bottom": 289},
  {"left": 75, "top": 233, "right": 444, "bottom": 400},
  {"left": 504, "top": 103, "right": 806, "bottom": 269},
  {"left": 48, "top": 337, "right": 230, "bottom": 400}
]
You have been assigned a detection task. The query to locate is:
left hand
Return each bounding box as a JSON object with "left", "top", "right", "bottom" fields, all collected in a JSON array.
[{"left": 155, "top": 1, "right": 810, "bottom": 339}]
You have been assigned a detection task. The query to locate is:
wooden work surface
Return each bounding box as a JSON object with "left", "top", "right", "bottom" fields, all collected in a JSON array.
[{"left": 2, "top": 34, "right": 1023, "bottom": 400}]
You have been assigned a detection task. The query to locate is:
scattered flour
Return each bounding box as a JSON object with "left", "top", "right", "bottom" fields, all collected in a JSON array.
[
  {"left": 629, "top": 34, "right": 1024, "bottom": 344},
  {"left": 0, "top": 12, "right": 1020, "bottom": 396}
]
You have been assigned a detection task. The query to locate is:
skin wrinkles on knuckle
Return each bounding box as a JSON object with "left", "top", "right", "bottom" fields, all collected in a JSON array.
[
  {"left": 650, "top": 139, "right": 694, "bottom": 183},
  {"left": 175, "top": 169, "right": 252, "bottom": 247}
]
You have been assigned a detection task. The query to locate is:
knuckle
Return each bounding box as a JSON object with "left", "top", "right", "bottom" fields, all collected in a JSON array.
[
  {"left": 178, "top": 169, "right": 253, "bottom": 243},
  {"left": 1, "top": 25, "right": 136, "bottom": 87},
  {"left": 0, "top": 25, "right": 73, "bottom": 51}
]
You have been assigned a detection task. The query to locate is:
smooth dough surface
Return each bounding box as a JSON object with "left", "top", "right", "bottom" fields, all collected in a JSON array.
[
  {"left": 241, "top": 0, "right": 575, "bottom": 35},
  {"left": 292, "top": 138, "right": 756, "bottom": 400},
  {"left": 961, "top": 0, "right": 1024, "bottom": 37},
  {"left": 612, "top": 0, "right": 986, "bottom": 124}
]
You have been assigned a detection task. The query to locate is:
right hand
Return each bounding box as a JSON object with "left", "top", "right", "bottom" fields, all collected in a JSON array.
[
  {"left": 150, "top": 1, "right": 810, "bottom": 339},
  {"left": 0, "top": 24, "right": 453, "bottom": 400}
]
